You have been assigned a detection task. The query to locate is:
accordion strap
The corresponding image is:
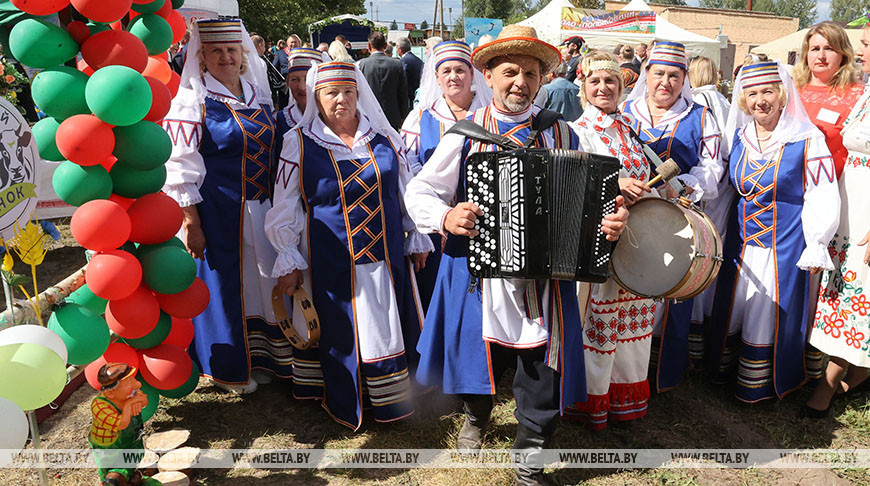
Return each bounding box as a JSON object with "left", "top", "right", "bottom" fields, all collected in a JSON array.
[
  {"left": 523, "top": 109, "right": 563, "bottom": 148},
  {"left": 445, "top": 120, "right": 521, "bottom": 150}
]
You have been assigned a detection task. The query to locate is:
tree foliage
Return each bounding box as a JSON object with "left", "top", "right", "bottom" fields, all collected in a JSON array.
[
  {"left": 420, "top": 19, "right": 429, "bottom": 30},
  {"left": 831, "top": 0, "right": 870, "bottom": 23},
  {"left": 238, "top": 0, "right": 365, "bottom": 42},
  {"left": 775, "top": 0, "right": 816, "bottom": 28}
]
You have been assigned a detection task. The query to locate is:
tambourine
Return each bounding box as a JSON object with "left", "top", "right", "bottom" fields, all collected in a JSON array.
[{"left": 271, "top": 286, "right": 320, "bottom": 350}]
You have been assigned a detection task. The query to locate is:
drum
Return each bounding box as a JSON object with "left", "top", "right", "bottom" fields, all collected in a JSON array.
[{"left": 611, "top": 197, "right": 722, "bottom": 300}]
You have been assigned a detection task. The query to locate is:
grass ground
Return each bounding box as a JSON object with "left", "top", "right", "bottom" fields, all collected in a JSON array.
[{"left": 0, "top": 228, "right": 868, "bottom": 485}]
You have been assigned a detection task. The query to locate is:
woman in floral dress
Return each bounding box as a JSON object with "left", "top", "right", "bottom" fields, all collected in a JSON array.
[{"left": 806, "top": 20, "right": 870, "bottom": 416}]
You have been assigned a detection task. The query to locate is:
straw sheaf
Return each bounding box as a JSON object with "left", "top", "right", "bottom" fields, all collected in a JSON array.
[{"left": 471, "top": 25, "right": 561, "bottom": 75}]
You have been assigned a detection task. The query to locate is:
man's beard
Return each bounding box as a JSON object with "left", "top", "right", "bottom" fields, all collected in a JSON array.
[{"left": 502, "top": 93, "right": 530, "bottom": 112}]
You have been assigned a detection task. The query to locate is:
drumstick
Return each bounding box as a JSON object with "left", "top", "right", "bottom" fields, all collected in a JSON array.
[{"left": 647, "top": 159, "right": 681, "bottom": 187}]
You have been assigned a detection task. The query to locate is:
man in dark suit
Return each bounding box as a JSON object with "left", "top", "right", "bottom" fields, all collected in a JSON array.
[
  {"left": 396, "top": 37, "right": 423, "bottom": 110},
  {"left": 358, "top": 31, "right": 409, "bottom": 130}
]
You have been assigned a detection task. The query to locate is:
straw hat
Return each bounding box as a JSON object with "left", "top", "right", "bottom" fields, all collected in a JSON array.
[{"left": 471, "top": 24, "right": 561, "bottom": 75}]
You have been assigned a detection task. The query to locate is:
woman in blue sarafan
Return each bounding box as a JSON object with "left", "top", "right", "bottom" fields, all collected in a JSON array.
[
  {"left": 265, "top": 61, "right": 433, "bottom": 430},
  {"left": 163, "top": 19, "right": 290, "bottom": 395},
  {"left": 274, "top": 47, "right": 330, "bottom": 155},
  {"left": 620, "top": 41, "right": 724, "bottom": 392},
  {"left": 709, "top": 62, "right": 840, "bottom": 403},
  {"left": 399, "top": 40, "right": 491, "bottom": 312}
]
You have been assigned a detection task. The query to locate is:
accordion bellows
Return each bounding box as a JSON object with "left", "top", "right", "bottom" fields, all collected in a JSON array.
[{"left": 465, "top": 148, "right": 620, "bottom": 282}]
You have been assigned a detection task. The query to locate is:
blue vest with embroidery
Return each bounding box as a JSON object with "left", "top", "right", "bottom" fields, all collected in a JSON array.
[
  {"left": 730, "top": 136, "right": 806, "bottom": 249},
  {"left": 623, "top": 101, "right": 708, "bottom": 174},
  {"left": 418, "top": 109, "right": 446, "bottom": 166}
]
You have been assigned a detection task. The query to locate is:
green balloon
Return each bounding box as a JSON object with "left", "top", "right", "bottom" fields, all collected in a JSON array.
[
  {"left": 0, "top": 343, "right": 67, "bottom": 411},
  {"left": 87, "top": 23, "right": 111, "bottom": 35},
  {"left": 121, "top": 312, "right": 172, "bottom": 349},
  {"left": 9, "top": 19, "right": 79, "bottom": 69},
  {"left": 171, "top": 0, "right": 185, "bottom": 9},
  {"left": 140, "top": 246, "right": 197, "bottom": 294},
  {"left": 47, "top": 303, "right": 110, "bottom": 365},
  {"left": 52, "top": 161, "right": 112, "bottom": 207},
  {"left": 159, "top": 361, "right": 200, "bottom": 399},
  {"left": 131, "top": 0, "right": 165, "bottom": 14},
  {"left": 137, "top": 378, "right": 160, "bottom": 422},
  {"left": 128, "top": 14, "right": 173, "bottom": 56},
  {"left": 110, "top": 164, "right": 166, "bottom": 198},
  {"left": 86, "top": 65, "right": 153, "bottom": 127},
  {"left": 66, "top": 284, "right": 108, "bottom": 315},
  {"left": 32, "top": 117, "right": 64, "bottom": 161},
  {"left": 31, "top": 67, "right": 90, "bottom": 120},
  {"left": 135, "top": 237, "right": 185, "bottom": 260},
  {"left": 113, "top": 121, "right": 172, "bottom": 171}
]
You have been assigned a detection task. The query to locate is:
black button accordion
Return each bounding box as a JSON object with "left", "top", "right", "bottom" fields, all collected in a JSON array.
[{"left": 464, "top": 148, "right": 621, "bottom": 283}]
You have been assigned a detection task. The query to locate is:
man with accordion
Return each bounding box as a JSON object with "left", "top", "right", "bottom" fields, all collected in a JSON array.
[{"left": 405, "top": 25, "right": 629, "bottom": 486}]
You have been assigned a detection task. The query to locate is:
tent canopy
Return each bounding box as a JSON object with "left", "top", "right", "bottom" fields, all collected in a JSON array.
[
  {"left": 178, "top": 0, "right": 238, "bottom": 16},
  {"left": 751, "top": 27, "right": 864, "bottom": 65},
  {"left": 518, "top": 0, "right": 721, "bottom": 64}
]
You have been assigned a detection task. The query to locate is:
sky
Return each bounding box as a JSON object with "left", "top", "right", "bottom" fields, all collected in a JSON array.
[{"left": 367, "top": 0, "right": 832, "bottom": 28}]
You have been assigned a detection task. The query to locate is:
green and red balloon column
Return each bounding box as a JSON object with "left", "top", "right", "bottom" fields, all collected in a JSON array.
[{"left": 9, "top": 0, "right": 206, "bottom": 402}]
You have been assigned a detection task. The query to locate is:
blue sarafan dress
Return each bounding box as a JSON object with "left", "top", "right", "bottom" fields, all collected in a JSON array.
[
  {"left": 265, "top": 113, "right": 433, "bottom": 430},
  {"left": 403, "top": 104, "right": 587, "bottom": 410},
  {"left": 163, "top": 73, "right": 294, "bottom": 385},
  {"left": 708, "top": 125, "right": 840, "bottom": 402},
  {"left": 621, "top": 95, "right": 722, "bottom": 391},
  {"left": 400, "top": 93, "right": 488, "bottom": 311}
]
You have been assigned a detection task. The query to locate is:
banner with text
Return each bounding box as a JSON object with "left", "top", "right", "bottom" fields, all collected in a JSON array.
[{"left": 560, "top": 8, "right": 656, "bottom": 34}]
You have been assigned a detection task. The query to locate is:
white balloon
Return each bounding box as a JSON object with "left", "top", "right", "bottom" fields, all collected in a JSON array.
[
  {"left": 0, "top": 396, "right": 29, "bottom": 466},
  {"left": 0, "top": 325, "right": 68, "bottom": 364}
]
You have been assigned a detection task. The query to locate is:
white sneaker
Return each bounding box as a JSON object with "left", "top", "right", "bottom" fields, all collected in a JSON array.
[
  {"left": 251, "top": 370, "right": 274, "bottom": 385},
  {"left": 210, "top": 378, "right": 258, "bottom": 395}
]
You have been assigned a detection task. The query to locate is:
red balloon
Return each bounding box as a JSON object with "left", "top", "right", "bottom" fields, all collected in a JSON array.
[
  {"left": 77, "top": 58, "right": 94, "bottom": 76},
  {"left": 67, "top": 21, "right": 90, "bottom": 45},
  {"left": 86, "top": 250, "right": 143, "bottom": 300},
  {"left": 155, "top": 278, "right": 210, "bottom": 318},
  {"left": 131, "top": 0, "right": 152, "bottom": 3},
  {"left": 70, "top": 199, "right": 132, "bottom": 251},
  {"left": 110, "top": 21, "right": 123, "bottom": 30},
  {"left": 81, "top": 30, "right": 149, "bottom": 73},
  {"left": 105, "top": 285, "right": 161, "bottom": 339},
  {"left": 56, "top": 115, "right": 115, "bottom": 166},
  {"left": 99, "top": 155, "right": 117, "bottom": 172},
  {"left": 154, "top": 0, "right": 171, "bottom": 18},
  {"left": 70, "top": 0, "right": 132, "bottom": 23},
  {"left": 139, "top": 343, "right": 193, "bottom": 390},
  {"left": 164, "top": 317, "right": 194, "bottom": 349},
  {"left": 143, "top": 76, "right": 171, "bottom": 122},
  {"left": 143, "top": 55, "right": 171, "bottom": 84},
  {"left": 84, "top": 342, "right": 140, "bottom": 390},
  {"left": 10, "top": 0, "right": 70, "bottom": 15},
  {"left": 166, "top": 10, "right": 185, "bottom": 44},
  {"left": 109, "top": 193, "right": 136, "bottom": 210},
  {"left": 166, "top": 70, "right": 180, "bottom": 98},
  {"left": 126, "top": 193, "right": 183, "bottom": 244}
]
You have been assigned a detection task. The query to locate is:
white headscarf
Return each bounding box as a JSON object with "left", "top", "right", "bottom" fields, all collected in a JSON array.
[
  {"left": 419, "top": 41, "right": 492, "bottom": 110},
  {"left": 624, "top": 62, "right": 694, "bottom": 106},
  {"left": 723, "top": 61, "right": 818, "bottom": 154},
  {"left": 179, "top": 19, "right": 273, "bottom": 110},
  {"left": 625, "top": 41, "right": 693, "bottom": 106},
  {"left": 298, "top": 61, "right": 404, "bottom": 151}
]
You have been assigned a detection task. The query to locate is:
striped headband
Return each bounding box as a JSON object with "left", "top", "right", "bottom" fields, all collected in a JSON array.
[
  {"left": 288, "top": 48, "right": 324, "bottom": 73},
  {"left": 314, "top": 61, "right": 357, "bottom": 90},
  {"left": 433, "top": 41, "right": 472, "bottom": 70},
  {"left": 739, "top": 62, "right": 782, "bottom": 88},
  {"left": 583, "top": 59, "right": 620, "bottom": 77},
  {"left": 198, "top": 19, "right": 243, "bottom": 44},
  {"left": 647, "top": 41, "right": 687, "bottom": 70}
]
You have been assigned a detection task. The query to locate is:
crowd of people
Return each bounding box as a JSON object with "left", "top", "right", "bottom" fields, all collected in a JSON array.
[{"left": 159, "top": 15, "right": 870, "bottom": 485}]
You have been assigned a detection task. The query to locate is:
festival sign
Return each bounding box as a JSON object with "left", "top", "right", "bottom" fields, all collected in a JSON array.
[
  {"left": 0, "top": 97, "right": 38, "bottom": 241},
  {"left": 464, "top": 17, "right": 503, "bottom": 47},
  {"left": 560, "top": 8, "right": 656, "bottom": 34}
]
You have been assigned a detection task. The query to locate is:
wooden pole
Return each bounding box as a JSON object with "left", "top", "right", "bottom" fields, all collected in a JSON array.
[
  {"left": 747, "top": 0, "right": 753, "bottom": 10},
  {"left": 440, "top": 0, "right": 445, "bottom": 38}
]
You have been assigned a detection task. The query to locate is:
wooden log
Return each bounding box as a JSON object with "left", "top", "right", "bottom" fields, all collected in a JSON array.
[{"left": 0, "top": 264, "right": 86, "bottom": 329}]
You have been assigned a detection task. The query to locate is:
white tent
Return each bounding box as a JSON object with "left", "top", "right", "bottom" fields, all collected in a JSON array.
[
  {"left": 519, "top": 0, "right": 721, "bottom": 63},
  {"left": 752, "top": 27, "right": 864, "bottom": 65},
  {"left": 177, "top": 0, "right": 239, "bottom": 21}
]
